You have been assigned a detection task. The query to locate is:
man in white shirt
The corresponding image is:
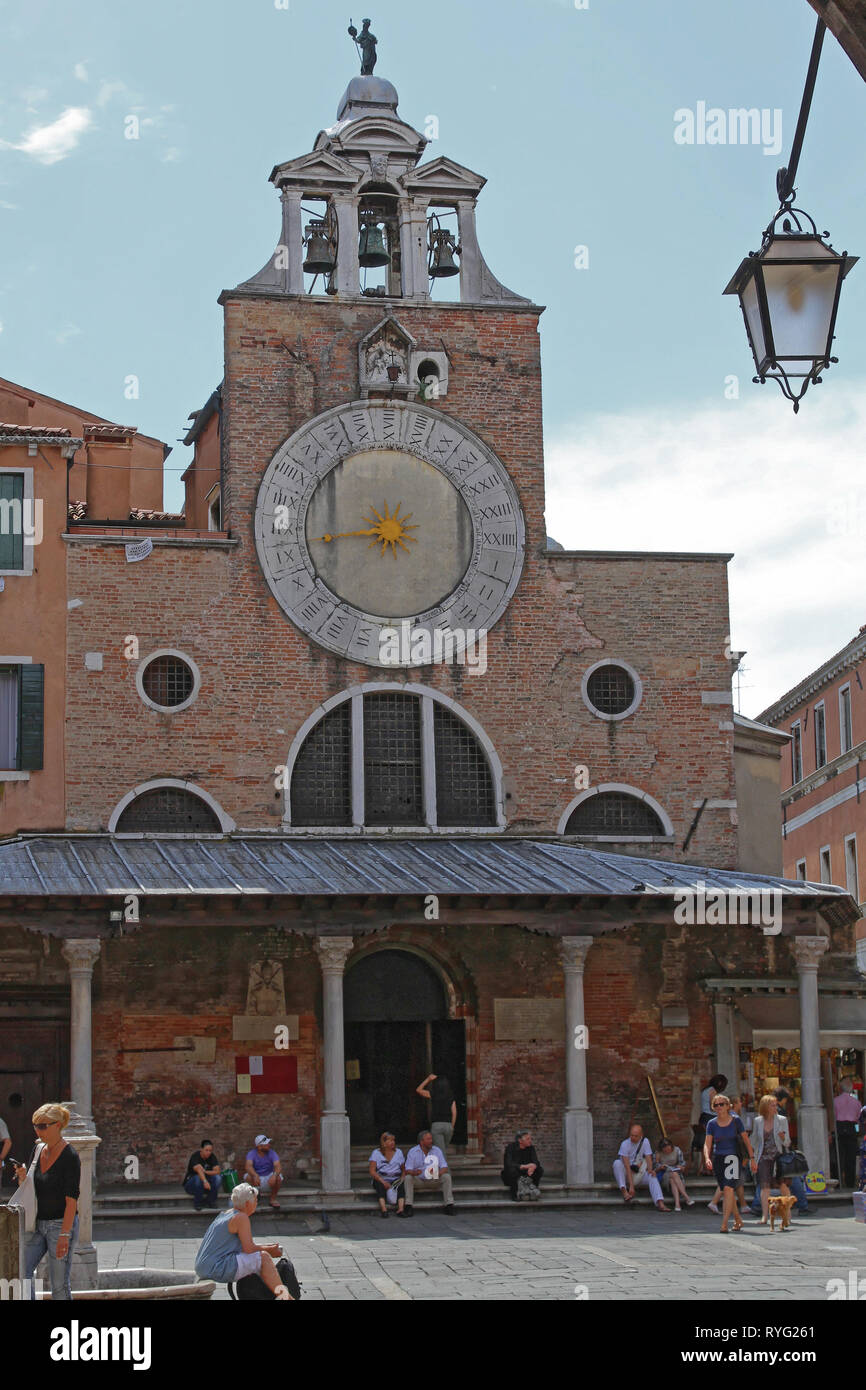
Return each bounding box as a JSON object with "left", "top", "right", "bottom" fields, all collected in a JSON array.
[
  {"left": 613, "top": 1123, "right": 670, "bottom": 1210},
  {"left": 403, "top": 1130, "right": 454, "bottom": 1215}
]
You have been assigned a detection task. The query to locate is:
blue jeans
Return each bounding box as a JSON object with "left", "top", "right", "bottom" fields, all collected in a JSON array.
[
  {"left": 23, "top": 1214, "right": 79, "bottom": 1301},
  {"left": 184, "top": 1173, "right": 222, "bottom": 1207},
  {"left": 750, "top": 1174, "right": 808, "bottom": 1211}
]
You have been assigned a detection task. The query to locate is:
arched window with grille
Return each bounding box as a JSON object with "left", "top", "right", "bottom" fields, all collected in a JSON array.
[
  {"left": 560, "top": 784, "right": 672, "bottom": 840},
  {"left": 289, "top": 686, "right": 500, "bottom": 830},
  {"left": 109, "top": 779, "right": 233, "bottom": 835}
]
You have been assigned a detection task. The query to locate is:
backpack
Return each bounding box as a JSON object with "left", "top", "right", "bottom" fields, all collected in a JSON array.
[{"left": 227, "top": 1256, "right": 302, "bottom": 1301}]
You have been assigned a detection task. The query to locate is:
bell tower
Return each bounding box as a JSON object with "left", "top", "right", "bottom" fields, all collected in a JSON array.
[{"left": 236, "top": 67, "right": 531, "bottom": 309}]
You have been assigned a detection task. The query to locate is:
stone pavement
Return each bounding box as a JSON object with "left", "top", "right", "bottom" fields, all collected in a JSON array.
[{"left": 93, "top": 1202, "right": 866, "bottom": 1301}]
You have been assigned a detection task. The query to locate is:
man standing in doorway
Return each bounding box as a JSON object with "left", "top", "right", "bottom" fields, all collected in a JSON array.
[
  {"left": 403, "top": 1130, "right": 454, "bottom": 1215},
  {"left": 0, "top": 1113, "right": 10, "bottom": 1188},
  {"left": 415, "top": 1072, "right": 456, "bottom": 1155}
]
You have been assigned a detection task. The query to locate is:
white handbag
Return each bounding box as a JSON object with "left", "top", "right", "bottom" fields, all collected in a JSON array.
[{"left": 7, "top": 1143, "right": 43, "bottom": 1232}]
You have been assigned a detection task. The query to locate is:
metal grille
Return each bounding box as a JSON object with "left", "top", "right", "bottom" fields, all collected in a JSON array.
[
  {"left": 115, "top": 787, "right": 221, "bottom": 833},
  {"left": 291, "top": 703, "right": 352, "bottom": 826},
  {"left": 565, "top": 792, "right": 664, "bottom": 837},
  {"left": 586, "top": 664, "right": 635, "bottom": 716},
  {"left": 142, "top": 656, "right": 194, "bottom": 708},
  {"left": 363, "top": 693, "right": 423, "bottom": 826},
  {"left": 433, "top": 704, "right": 495, "bottom": 827}
]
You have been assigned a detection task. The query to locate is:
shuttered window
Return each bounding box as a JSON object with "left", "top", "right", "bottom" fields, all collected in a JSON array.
[
  {"left": 0, "top": 473, "right": 25, "bottom": 571},
  {"left": 0, "top": 664, "right": 44, "bottom": 770}
]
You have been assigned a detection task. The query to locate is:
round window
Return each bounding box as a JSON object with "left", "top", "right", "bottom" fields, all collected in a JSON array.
[
  {"left": 141, "top": 654, "right": 196, "bottom": 709},
  {"left": 584, "top": 663, "right": 640, "bottom": 718}
]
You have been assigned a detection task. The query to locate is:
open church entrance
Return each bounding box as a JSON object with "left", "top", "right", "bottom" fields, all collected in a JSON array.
[{"left": 344, "top": 949, "right": 467, "bottom": 1147}]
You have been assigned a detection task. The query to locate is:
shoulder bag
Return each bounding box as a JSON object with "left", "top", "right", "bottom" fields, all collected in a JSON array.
[{"left": 7, "top": 1142, "right": 43, "bottom": 1232}]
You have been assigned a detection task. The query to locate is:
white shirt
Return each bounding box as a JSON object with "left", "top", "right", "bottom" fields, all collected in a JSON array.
[
  {"left": 405, "top": 1144, "right": 447, "bottom": 1177},
  {"left": 618, "top": 1136, "right": 652, "bottom": 1165}
]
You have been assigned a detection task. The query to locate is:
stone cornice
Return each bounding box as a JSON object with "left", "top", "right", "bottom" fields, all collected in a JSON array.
[{"left": 759, "top": 635, "right": 866, "bottom": 723}]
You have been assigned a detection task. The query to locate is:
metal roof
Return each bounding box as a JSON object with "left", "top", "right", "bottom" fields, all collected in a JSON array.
[{"left": 0, "top": 834, "right": 857, "bottom": 924}]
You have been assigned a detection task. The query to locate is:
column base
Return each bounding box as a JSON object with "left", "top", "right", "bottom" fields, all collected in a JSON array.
[
  {"left": 797, "top": 1104, "right": 830, "bottom": 1175},
  {"left": 563, "top": 1107, "right": 594, "bottom": 1186},
  {"left": 320, "top": 1113, "right": 351, "bottom": 1193},
  {"left": 70, "top": 1245, "right": 99, "bottom": 1291}
]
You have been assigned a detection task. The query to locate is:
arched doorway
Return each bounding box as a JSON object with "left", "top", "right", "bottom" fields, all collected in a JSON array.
[{"left": 344, "top": 948, "right": 467, "bottom": 1146}]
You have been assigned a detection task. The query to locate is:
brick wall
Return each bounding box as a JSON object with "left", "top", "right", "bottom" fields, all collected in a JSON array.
[{"left": 64, "top": 295, "right": 736, "bottom": 862}]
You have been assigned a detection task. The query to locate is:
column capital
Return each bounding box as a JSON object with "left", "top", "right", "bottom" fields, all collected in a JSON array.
[
  {"left": 791, "top": 935, "right": 829, "bottom": 972},
  {"left": 61, "top": 938, "right": 101, "bottom": 973},
  {"left": 560, "top": 935, "right": 594, "bottom": 973},
  {"left": 315, "top": 935, "right": 354, "bottom": 975}
]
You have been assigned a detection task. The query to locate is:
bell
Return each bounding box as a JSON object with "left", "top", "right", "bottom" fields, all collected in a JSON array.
[
  {"left": 429, "top": 230, "right": 460, "bottom": 278},
  {"left": 303, "top": 220, "right": 336, "bottom": 275},
  {"left": 358, "top": 222, "right": 390, "bottom": 268}
]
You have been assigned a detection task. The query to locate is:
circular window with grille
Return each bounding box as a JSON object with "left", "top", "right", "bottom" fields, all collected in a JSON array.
[
  {"left": 136, "top": 650, "right": 201, "bottom": 713},
  {"left": 581, "top": 660, "right": 642, "bottom": 721}
]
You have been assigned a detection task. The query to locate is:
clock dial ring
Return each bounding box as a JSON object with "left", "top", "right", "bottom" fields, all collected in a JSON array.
[{"left": 254, "top": 400, "right": 525, "bottom": 668}]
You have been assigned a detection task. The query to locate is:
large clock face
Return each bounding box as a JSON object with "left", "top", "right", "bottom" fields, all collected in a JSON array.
[{"left": 254, "top": 401, "right": 525, "bottom": 667}]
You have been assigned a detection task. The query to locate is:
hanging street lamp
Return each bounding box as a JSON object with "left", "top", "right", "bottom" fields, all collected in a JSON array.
[{"left": 723, "top": 19, "right": 857, "bottom": 412}]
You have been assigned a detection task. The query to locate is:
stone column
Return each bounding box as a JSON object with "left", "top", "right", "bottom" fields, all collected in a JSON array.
[
  {"left": 279, "top": 188, "right": 304, "bottom": 295},
  {"left": 791, "top": 935, "right": 830, "bottom": 1174},
  {"left": 561, "top": 936, "right": 594, "bottom": 1185},
  {"left": 61, "top": 938, "right": 101, "bottom": 1129},
  {"left": 332, "top": 196, "right": 360, "bottom": 298},
  {"left": 315, "top": 936, "right": 354, "bottom": 1196},
  {"left": 713, "top": 997, "right": 738, "bottom": 1086},
  {"left": 62, "top": 1103, "right": 101, "bottom": 1291},
  {"left": 456, "top": 199, "right": 482, "bottom": 303}
]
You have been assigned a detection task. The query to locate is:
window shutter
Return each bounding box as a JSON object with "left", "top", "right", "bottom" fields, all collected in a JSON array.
[
  {"left": 0, "top": 473, "right": 25, "bottom": 571},
  {"left": 18, "top": 663, "right": 44, "bottom": 770}
]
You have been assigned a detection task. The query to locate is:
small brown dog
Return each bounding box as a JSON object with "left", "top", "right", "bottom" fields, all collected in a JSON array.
[{"left": 767, "top": 1194, "right": 797, "bottom": 1231}]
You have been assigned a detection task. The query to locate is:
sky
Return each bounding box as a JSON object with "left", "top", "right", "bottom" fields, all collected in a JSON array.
[{"left": 1, "top": 0, "right": 864, "bottom": 717}]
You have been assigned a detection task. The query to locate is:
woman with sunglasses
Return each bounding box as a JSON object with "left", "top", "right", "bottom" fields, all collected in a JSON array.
[
  {"left": 14, "top": 1103, "right": 80, "bottom": 1299},
  {"left": 703, "top": 1093, "right": 756, "bottom": 1233}
]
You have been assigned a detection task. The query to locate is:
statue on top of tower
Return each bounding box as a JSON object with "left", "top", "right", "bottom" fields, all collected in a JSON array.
[{"left": 348, "top": 18, "right": 378, "bottom": 75}]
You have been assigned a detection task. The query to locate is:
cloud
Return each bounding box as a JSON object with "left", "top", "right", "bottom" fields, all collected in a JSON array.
[
  {"left": 96, "top": 80, "right": 126, "bottom": 108},
  {"left": 50, "top": 323, "right": 82, "bottom": 345},
  {"left": 9, "top": 106, "right": 92, "bottom": 164},
  {"left": 74, "top": 62, "right": 88, "bottom": 82},
  {"left": 544, "top": 384, "right": 866, "bottom": 718}
]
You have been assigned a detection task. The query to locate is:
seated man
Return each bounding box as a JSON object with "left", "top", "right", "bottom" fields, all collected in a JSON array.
[
  {"left": 184, "top": 1138, "right": 222, "bottom": 1211},
  {"left": 613, "top": 1123, "right": 670, "bottom": 1211},
  {"left": 403, "top": 1130, "right": 454, "bottom": 1215},
  {"left": 501, "top": 1129, "right": 544, "bottom": 1201},
  {"left": 195, "top": 1182, "right": 292, "bottom": 1299},
  {"left": 244, "top": 1134, "right": 283, "bottom": 1210}
]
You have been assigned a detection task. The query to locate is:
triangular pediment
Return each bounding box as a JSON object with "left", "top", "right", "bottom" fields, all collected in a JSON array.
[
  {"left": 358, "top": 314, "right": 417, "bottom": 352},
  {"left": 402, "top": 156, "right": 487, "bottom": 197},
  {"left": 269, "top": 149, "right": 361, "bottom": 190}
]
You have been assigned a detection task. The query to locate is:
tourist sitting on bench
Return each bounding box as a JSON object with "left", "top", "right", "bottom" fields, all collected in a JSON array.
[{"left": 195, "top": 1182, "right": 292, "bottom": 1299}]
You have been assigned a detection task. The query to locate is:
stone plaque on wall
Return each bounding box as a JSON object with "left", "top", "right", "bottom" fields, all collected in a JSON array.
[
  {"left": 232, "top": 1016, "right": 299, "bottom": 1042},
  {"left": 494, "top": 998, "right": 564, "bottom": 1041}
]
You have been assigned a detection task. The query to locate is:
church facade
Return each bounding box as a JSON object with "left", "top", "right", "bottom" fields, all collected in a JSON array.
[{"left": 0, "top": 62, "right": 859, "bottom": 1200}]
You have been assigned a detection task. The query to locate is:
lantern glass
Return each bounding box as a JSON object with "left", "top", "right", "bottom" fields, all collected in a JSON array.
[
  {"left": 739, "top": 272, "right": 767, "bottom": 367},
  {"left": 760, "top": 237, "right": 842, "bottom": 373}
]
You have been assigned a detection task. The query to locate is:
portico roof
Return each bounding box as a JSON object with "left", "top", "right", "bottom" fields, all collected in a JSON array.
[{"left": 0, "top": 834, "right": 857, "bottom": 929}]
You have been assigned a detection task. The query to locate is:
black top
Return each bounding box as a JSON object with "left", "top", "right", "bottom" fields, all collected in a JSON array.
[
  {"left": 33, "top": 1144, "right": 80, "bottom": 1221},
  {"left": 430, "top": 1078, "right": 454, "bottom": 1124},
  {"left": 502, "top": 1141, "right": 542, "bottom": 1181},
  {"left": 185, "top": 1150, "right": 219, "bottom": 1180}
]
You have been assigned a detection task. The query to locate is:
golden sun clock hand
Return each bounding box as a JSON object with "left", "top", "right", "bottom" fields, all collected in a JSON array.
[{"left": 311, "top": 500, "right": 418, "bottom": 557}]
